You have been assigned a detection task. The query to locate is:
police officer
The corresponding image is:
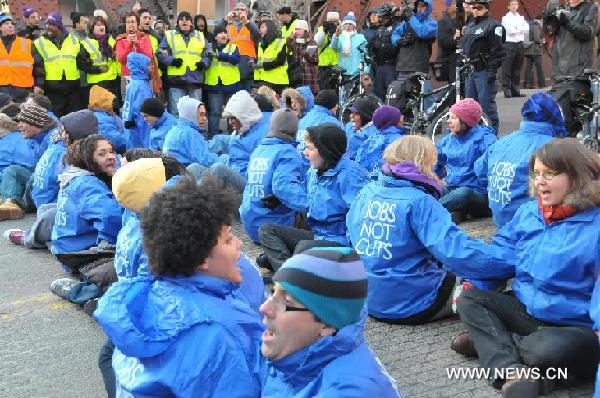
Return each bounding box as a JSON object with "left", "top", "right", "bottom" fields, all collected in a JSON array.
[
  {"left": 456, "top": 0, "right": 504, "bottom": 132},
  {"left": 368, "top": 3, "right": 398, "bottom": 100}
]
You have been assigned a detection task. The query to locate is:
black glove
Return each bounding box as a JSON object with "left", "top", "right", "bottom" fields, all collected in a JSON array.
[
  {"left": 487, "top": 71, "right": 497, "bottom": 84},
  {"left": 195, "top": 61, "right": 206, "bottom": 71},
  {"left": 171, "top": 58, "right": 183, "bottom": 67},
  {"left": 124, "top": 120, "right": 136, "bottom": 129},
  {"left": 205, "top": 49, "right": 216, "bottom": 59},
  {"left": 261, "top": 194, "right": 282, "bottom": 210}
]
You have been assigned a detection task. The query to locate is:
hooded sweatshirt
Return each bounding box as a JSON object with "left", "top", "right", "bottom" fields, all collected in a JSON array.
[
  {"left": 94, "top": 272, "right": 265, "bottom": 396},
  {"left": 89, "top": 85, "right": 126, "bottom": 152},
  {"left": 355, "top": 125, "right": 407, "bottom": 177},
  {"left": 122, "top": 52, "right": 154, "bottom": 149}
]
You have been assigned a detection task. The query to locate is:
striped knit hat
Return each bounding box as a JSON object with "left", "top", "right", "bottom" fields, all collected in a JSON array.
[
  {"left": 17, "top": 102, "right": 53, "bottom": 128},
  {"left": 273, "top": 247, "right": 368, "bottom": 330}
]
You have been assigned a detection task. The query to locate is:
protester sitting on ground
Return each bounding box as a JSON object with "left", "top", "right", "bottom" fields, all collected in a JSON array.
[
  {"left": 260, "top": 247, "right": 402, "bottom": 397},
  {"left": 344, "top": 96, "right": 382, "bottom": 161},
  {"left": 436, "top": 98, "right": 496, "bottom": 223},
  {"left": 259, "top": 123, "right": 369, "bottom": 271},
  {"left": 257, "top": 85, "right": 281, "bottom": 112},
  {"left": 94, "top": 177, "right": 265, "bottom": 397},
  {"left": 452, "top": 139, "right": 600, "bottom": 398},
  {"left": 49, "top": 135, "right": 122, "bottom": 274},
  {"left": 240, "top": 108, "right": 307, "bottom": 243},
  {"left": 356, "top": 105, "right": 407, "bottom": 178},
  {"left": 0, "top": 101, "right": 57, "bottom": 221},
  {"left": 347, "top": 135, "right": 463, "bottom": 324},
  {"left": 122, "top": 52, "right": 153, "bottom": 149},
  {"left": 475, "top": 93, "right": 566, "bottom": 228},
  {"left": 163, "top": 96, "right": 218, "bottom": 167},
  {"left": 88, "top": 85, "right": 126, "bottom": 153},
  {"left": 296, "top": 89, "right": 343, "bottom": 163},
  {"left": 140, "top": 98, "right": 177, "bottom": 151},
  {"left": 254, "top": 19, "right": 289, "bottom": 93},
  {"left": 281, "top": 85, "right": 313, "bottom": 118},
  {"left": 0, "top": 94, "right": 34, "bottom": 181}
]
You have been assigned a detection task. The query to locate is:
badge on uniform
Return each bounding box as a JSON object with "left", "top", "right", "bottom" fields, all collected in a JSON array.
[
  {"left": 475, "top": 28, "right": 483, "bottom": 35},
  {"left": 494, "top": 26, "right": 503, "bottom": 37}
]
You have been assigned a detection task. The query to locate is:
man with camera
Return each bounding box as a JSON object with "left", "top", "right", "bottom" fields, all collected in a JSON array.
[
  {"left": 545, "top": 0, "right": 598, "bottom": 129},
  {"left": 368, "top": 3, "right": 399, "bottom": 100},
  {"left": 314, "top": 12, "right": 341, "bottom": 90},
  {"left": 391, "top": 0, "right": 437, "bottom": 109},
  {"left": 456, "top": 0, "right": 504, "bottom": 132}
]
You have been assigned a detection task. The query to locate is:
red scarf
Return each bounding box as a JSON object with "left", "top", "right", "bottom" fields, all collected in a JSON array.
[{"left": 537, "top": 197, "right": 576, "bottom": 225}]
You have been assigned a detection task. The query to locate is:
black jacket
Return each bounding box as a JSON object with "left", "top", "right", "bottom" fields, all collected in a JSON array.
[{"left": 459, "top": 15, "right": 505, "bottom": 74}]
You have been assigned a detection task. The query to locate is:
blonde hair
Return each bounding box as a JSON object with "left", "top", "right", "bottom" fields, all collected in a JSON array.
[{"left": 383, "top": 135, "right": 443, "bottom": 184}]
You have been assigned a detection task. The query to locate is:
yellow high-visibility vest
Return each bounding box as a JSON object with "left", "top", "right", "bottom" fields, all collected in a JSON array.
[
  {"left": 34, "top": 34, "right": 80, "bottom": 81},
  {"left": 204, "top": 43, "right": 241, "bottom": 86},
  {"left": 254, "top": 38, "right": 289, "bottom": 85},
  {"left": 166, "top": 30, "right": 205, "bottom": 76},
  {"left": 81, "top": 36, "right": 119, "bottom": 84}
]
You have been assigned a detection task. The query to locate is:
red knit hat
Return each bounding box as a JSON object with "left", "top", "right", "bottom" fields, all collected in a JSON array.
[{"left": 449, "top": 98, "right": 482, "bottom": 127}]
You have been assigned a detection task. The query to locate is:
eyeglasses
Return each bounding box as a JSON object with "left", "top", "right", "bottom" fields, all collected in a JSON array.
[
  {"left": 531, "top": 171, "right": 563, "bottom": 181},
  {"left": 472, "top": 5, "right": 485, "bottom": 10},
  {"left": 268, "top": 295, "right": 310, "bottom": 313}
]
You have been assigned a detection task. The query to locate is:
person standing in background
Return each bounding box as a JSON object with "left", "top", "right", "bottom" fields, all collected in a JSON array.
[
  {"left": 18, "top": 7, "right": 41, "bottom": 40},
  {"left": 523, "top": 14, "right": 545, "bottom": 89},
  {"left": 501, "top": 0, "right": 528, "bottom": 98}
]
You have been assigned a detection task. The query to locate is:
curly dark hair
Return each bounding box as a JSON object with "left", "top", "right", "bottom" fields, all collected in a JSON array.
[
  {"left": 124, "top": 148, "right": 159, "bottom": 162},
  {"left": 141, "top": 176, "right": 238, "bottom": 276},
  {"left": 64, "top": 135, "right": 113, "bottom": 186}
]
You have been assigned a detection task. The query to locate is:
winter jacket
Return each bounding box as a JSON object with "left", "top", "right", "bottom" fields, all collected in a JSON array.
[
  {"left": 523, "top": 20, "right": 543, "bottom": 57},
  {"left": 329, "top": 32, "right": 368, "bottom": 76},
  {"left": 229, "top": 112, "right": 271, "bottom": 181},
  {"left": 31, "top": 140, "right": 66, "bottom": 208},
  {"left": 436, "top": 125, "right": 497, "bottom": 194},
  {"left": 114, "top": 32, "right": 154, "bottom": 77},
  {"left": 148, "top": 111, "right": 177, "bottom": 151},
  {"left": 547, "top": 0, "right": 598, "bottom": 78},
  {"left": 281, "top": 86, "right": 315, "bottom": 119},
  {"left": 436, "top": 11, "right": 458, "bottom": 82},
  {"left": 122, "top": 52, "right": 153, "bottom": 149},
  {"left": 476, "top": 201, "right": 600, "bottom": 327},
  {"left": 459, "top": 15, "right": 505, "bottom": 75},
  {"left": 51, "top": 169, "right": 122, "bottom": 254},
  {"left": 262, "top": 313, "right": 402, "bottom": 397},
  {"left": 94, "top": 272, "right": 265, "bottom": 397},
  {"left": 114, "top": 210, "right": 149, "bottom": 279},
  {"left": 355, "top": 125, "right": 407, "bottom": 177},
  {"left": 93, "top": 111, "right": 126, "bottom": 152},
  {"left": 157, "top": 28, "right": 212, "bottom": 87},
  {"left": 163, "top": 118, "right": 219, "bottom": 166},
  {"left": 345, "top": 121, "right": 378, "bottom": 161},
  {"left": 297, "top": 105, "right": 343, "bottom": 164},
  {"left": 240, "top": 136, "right": 308, "bottom": 242},
  {"left": 232, "top": 253, "right": 267, "bottom": 312},
  {"left": 392, "top": 0, "right": 437, "bottom": 74},
  {"left": 307, "top": 156, "right": 370, "bottom": 245},
  {"left": 0, "top": 131, "right": 42, "bottom": 180},
  {"left": 474, "top": 121, "right": 556, "bottom": 227}
]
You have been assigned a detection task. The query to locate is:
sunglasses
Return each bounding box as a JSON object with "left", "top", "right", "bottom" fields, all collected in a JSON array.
[{"left": 472, "top": 5, "right": 485, "bottom": 10}]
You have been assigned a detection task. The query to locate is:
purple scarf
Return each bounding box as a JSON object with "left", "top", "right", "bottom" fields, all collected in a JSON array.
[
  {"left": 382, "top": 161, "right": 443, "bottom": 199},
  {"left": 94, "top": 33, "right": 113, "bottom": 60}
]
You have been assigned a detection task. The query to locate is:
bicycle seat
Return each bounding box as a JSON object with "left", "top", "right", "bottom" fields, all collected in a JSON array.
[{"left": 584, "top": 69, "right": 600, "bottom": 76}]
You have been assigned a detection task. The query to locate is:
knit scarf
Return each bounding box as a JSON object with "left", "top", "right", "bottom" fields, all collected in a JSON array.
[
  {"left": 382, "top": 161, "right": 443, "bottom": 199},
  {"left": 537, "top": 196, "right": 576, "bottom": 225},
  {"left": 341, "top": 31, "right": 355, "bottom": 56},
  {"left": 94, "top": 33, "right": 113, "bottom": 60}
]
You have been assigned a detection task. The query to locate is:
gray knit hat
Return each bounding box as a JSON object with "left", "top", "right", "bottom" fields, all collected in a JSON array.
[
  {"left": 60, "top": 110, "right": 99, "bottom": 141},
  {"left": 270, "top": 108, "right": 298, "bottom": 138},
  {"left": 17, "top": 102, "right": 53, "bottom": 128}
]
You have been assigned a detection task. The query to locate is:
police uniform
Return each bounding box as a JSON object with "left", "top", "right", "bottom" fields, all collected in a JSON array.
[{"left": 369, "top": 23, "right": 397, "bottom": 100}]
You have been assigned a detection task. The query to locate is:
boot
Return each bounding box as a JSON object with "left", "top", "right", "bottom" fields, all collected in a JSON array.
[
  {"left": 503, "top": 89, "right": 512, "bottom": 98},
  {"left": 450, "top": 331, "right": 477, "bottom": 357},
  {"left": 501, "top": 374, "right": 539, "bottom": 398},
  {"left": 0, "top": 199, "right": 24, "bottom": 221}
]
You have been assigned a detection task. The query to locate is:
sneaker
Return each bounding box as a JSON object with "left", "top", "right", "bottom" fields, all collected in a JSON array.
[
  {"left": 3, "top": 228, "right": 25, "bottom": 245},
  {"left": 256, "top": 253, "right": 273, "bottom": 270},
  {"left": 83, "top": 298, "right": 99, "bottom": 317},
  {"left": 0, "top": 199, "right": 24, "bottom": 221},
  {"left": 49, "top": 277, "right": 78, "bottom": 300}
]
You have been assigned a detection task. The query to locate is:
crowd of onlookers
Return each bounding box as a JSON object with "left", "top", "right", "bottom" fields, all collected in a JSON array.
[{"left": 0, "top": 1, "right": 599, "bottom": 398}]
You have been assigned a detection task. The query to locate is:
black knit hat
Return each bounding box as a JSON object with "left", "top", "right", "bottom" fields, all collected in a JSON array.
[
  {"left": 306, "top": 123, "right": 347, "bottom": 172},
  {"left": 177, "top": 11, "right": 193, "bottom": 22},
  {"left": 213, "top": 25, "right": 227, "bottom": 36},
  {"left": 140, "top": 98, "right": 165, "bottom": 118},
  {"left": 349, "top": 96, "right": 379, "bottom": 124},
  {"left": 314, "top": 89, "right": 338, "bottom": 110},
  {"left": 254, "top": 94, "right": 274, "bottom": 112}
]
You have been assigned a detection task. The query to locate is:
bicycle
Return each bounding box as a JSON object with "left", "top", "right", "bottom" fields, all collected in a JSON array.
[
  {"left": 333, "top": 43, "right": 384, "bottom": 124},
  {"left": 551, "top": 70, "right": 600, "bottom": 153},
  {"left": 390, "top": 49, "right": 490, "bottom": 142}
]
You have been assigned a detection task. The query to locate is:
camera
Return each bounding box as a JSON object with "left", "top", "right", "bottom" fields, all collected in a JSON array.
[{"left": 232, "top": 11, "right": 239, "bottom": 18}]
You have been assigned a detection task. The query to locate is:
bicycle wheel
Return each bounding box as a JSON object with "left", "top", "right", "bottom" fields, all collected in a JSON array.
[
  {"left": 428, "top": 111, "right": 491, "bottom": 143},
  {"left": 338, "top": 94, "right": 384, "bottom": 124}
]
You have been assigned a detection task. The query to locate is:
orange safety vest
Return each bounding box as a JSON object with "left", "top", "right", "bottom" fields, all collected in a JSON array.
[
  {"left": 0, "top": 36, "right": 34, "bottom": 88},
  {"left": 227, "top": 24, "right": 256, "bottom": 58}
]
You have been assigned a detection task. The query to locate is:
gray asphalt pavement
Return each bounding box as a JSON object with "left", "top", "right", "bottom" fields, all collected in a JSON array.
[{"left": 0, "top": 90, "right": 594, "bottom": 397}]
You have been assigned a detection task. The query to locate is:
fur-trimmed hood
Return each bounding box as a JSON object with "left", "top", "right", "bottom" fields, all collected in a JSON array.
[
  {"left": 0, "top": 113, "right": 19, "bottom": 138},
  {"left": 222, "top": 90, "right": 262, "bottom": 133}
]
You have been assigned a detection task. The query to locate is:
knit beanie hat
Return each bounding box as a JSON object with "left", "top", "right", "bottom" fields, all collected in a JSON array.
[
  {"left": 295, "top": 20, "right": 309, "bottom": 32},
  {"left": 213, "top": 25, "right": 227, "bottom": 36},
  {"left": 17, "top": 102, "right": 53, "bottom": 128},
  {"left": 449, "top": 98, "right": 482, "bottom": 128},
  {"left": 326, "top": 11, "right": 340, "bottom": 22},
  {"left": 373, "top": 105, "right": 402, "bottom": 130},
  {"left": 254, "top": 94, "right": 274, "bottom": 112},
  {"left": 60, "top": 109, "right": 98, "bottom": 141},
  {"left": 306, "top": 123, "right": 347, "bottom": 171},
  {"left": 177, "top": 96, "right": 202, "bottom": 127},
  {"left": 270, "top": 108, "right": 298, "bottom": 138},
  {"left": 0, "top": 12, "right": 13, "bottom": 25},
  {"left": 342, "top": 11, "right": 356, "bottom": 27},
  {"left": 141, "top": 98, "right": 166, "bottom": 118},
  {"left": 177, "top": 11, "right": 193, "bottom": 22},
  {"left": 46, "top": 12, "right": 66, "bottom": 33},
  {"left": 349, "top": 96, "right": 379, "bottom": 124},
  {"left": 112, "top": 158, "right": 166, "bottom": 213},
  {"left": 314, "top": 89, "right": 338, "bottom": 110},
  {"left": 521, "top": 92, "right": 566, "bottom": 137},
  {"left": 93, "top": 9, "right": 109, "bottom": 22},
  {"left": 273, "top": 247, "right": 368, "bottom": 330},
  {"left": 88, "top": 85, "right": 115, "bottom": 113},
  {"left": 23, "top": 7, "right": 37, "bottom": 18}
]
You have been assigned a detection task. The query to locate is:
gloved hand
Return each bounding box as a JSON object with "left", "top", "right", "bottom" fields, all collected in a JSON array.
[
  {"left": 487, "top": 71, "right": 497, "bottom": 84},
  {"left": 205, "top": 49, "right": 216, "bottom": 58},
  {"left": 124, "top": 120, "right": 136, "bottom": 129},
  {"left": 97, "top": 65, "right": 109, "bottom": 73},
  {"left": 195, "top": 61, "right": 206, "bottom": 71},
  {"left": 171, "top": 57, "right": 183, "bottom": 67},
  {"left": 254, "top": 61, "right": 264, "bottom": 69},
  {"left": 261, "top": 194, "right": 282, "bottom": 210}
]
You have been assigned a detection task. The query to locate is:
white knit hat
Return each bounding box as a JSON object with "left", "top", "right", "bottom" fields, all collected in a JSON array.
[
  {"left": 295, "top": 20, "right": 309, "bottom": 31},
  {"left": 326, "top": 11, "right": 340, "bottom": 22},
  {"left": 342, "top": 11, "right": 356, "bottom": 27}
]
